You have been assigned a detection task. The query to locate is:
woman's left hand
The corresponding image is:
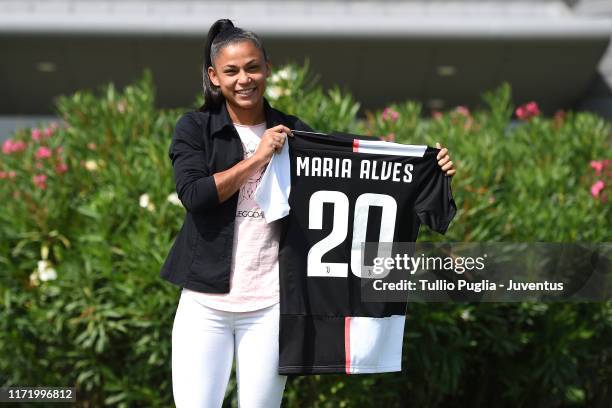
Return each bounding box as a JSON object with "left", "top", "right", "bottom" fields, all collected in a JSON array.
[{"left": 436, "top": 142, "right": 456, "bottom": 177}]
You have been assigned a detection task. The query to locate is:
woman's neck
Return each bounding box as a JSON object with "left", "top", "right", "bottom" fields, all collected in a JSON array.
[{"left": 226, "top": 100, "right": 266, "bottom": 126}]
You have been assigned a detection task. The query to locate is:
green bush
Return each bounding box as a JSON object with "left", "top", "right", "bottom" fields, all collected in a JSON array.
[{"left": 1, "top": 65, "right": 611, "bottom": 407}]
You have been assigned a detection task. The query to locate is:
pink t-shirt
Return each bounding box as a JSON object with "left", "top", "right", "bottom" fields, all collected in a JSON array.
[{"left": 185, "top": 122, "right": 281, "bottom": 312}]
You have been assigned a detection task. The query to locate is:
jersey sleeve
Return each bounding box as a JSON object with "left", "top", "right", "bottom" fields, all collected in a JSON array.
[
  {"left": 413, "top": 156, "right": 457, "bottom": 234},
  {"left": 254, "top": 140, "right": 291, "bottom": 223}
]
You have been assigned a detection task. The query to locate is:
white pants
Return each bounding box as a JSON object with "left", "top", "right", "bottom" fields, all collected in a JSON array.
[{"left": 172, "top": 288, "right": 287, "bottom": 408}]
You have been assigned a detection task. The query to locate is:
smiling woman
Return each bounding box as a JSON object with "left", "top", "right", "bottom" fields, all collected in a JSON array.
[
  {"left": 162, "top": 18, "right": 316, "bottom": 408},
  {"left": 207, "top": 42, "right": 267, "bottom": 111},
  {"left": 202, "top": 21, "right": 271, "bottom": 123}
]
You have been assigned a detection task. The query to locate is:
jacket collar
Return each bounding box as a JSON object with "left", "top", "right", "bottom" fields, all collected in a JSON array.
[{"left": 209, "top": 98, "right": 284, "bottom": 136}]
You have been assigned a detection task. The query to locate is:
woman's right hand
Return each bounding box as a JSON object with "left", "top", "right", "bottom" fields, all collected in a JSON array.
[
  {"left": 252, "top": 125, "right": 292, "bottom": 165},
  {"left": 212, "top": 124, "right": 292, "bottom": 204}
]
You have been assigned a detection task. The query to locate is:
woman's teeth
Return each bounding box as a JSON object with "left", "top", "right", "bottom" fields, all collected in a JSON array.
[{"left": 236, "top": 88, "right": 255, "bottom": 96}]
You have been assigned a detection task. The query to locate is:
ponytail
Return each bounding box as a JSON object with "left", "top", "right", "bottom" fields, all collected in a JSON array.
[{"left": 199, "top": 19, "right": 269, "bottom": 111}]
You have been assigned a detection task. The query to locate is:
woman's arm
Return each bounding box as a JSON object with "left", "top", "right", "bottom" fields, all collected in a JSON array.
[
  {"left": 170, "top": 114, "right": 219, "bottom": 213},
  {"left": 170, "top": 113, "right": 292, "bottom": 210}
]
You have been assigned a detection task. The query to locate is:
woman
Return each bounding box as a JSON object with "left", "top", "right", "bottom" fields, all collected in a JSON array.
[{"left": 161, "top": 18, "right": 456, "bottom": 407}]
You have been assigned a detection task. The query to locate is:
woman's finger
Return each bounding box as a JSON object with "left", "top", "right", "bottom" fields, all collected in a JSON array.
[
  {"left": 436, "top": 148, "right": 448, "bottom": 160},
  {"left": 272, "top": 124, "right": 291, "bottom": 135}
]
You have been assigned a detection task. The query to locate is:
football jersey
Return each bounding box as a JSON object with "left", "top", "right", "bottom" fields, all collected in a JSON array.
[{"left": 255, "top": 130, "right": 456, "bottom": 374}]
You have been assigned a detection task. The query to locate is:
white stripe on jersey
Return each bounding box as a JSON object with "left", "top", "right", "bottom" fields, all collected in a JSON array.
[
  {"left": 345, "top": 315, "right": 405, "bottom": 373},
  {"left": 353, "top": 139, "right": 427, "bottom": 157}
]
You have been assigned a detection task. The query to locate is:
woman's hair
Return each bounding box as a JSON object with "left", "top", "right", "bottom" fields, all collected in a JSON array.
[{"left": 199, "top": 19, "right": 269, "bottom": 111}]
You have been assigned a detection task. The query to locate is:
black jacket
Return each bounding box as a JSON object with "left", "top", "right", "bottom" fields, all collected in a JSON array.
[{"left": 160, "top": 99, "right": 313, "bottom": 293}]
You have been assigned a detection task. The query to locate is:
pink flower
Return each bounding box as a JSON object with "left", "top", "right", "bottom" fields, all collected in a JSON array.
[
  {"left": 432, "top": 110, "right": 443, "bottom": 120},
  {"left": 3, "top": 139, "right": 26, "bottom": 154},
  {"left": 527, "top": 102, "right": 540, "bottom": 115},
  {"left": 515, "top": 101, "right": 540, "bottom": 120},
  {"left": 33, "top": 174, "right": 47, "bottom": 190},
  {"left": 35, "top": 146, "right": 52, "bottom": 160},
  {"left": 31, "top": 128, "right": 42, "bottom": 141},
  {"left": 0, "top": 171, "right": 17, "bottom": 179},
  {"left": 117, "top": 101, "right": 126, "bottom": 113},
  {"left": 382, "top": 107, "right": 399, "bottom": 121},
  {"left": 590, "top": 160, "right": 610, "bottom": 176},
  {"left": 87, "top": 142, "right": 97, "bottom": 150},
  {"left": 12, "top": 140, "right": 26, "bottom": 153},
  {"left": 55, "top": 162, "right": 68, "bottom": 174},
  {"left": 590, "top": 160, "right": 604, "bottom": 176},
  {"left": 43, "top": 126, "right": 54, "bottom": 138},
  {"left": 2, "top": 139, "right": 12, "bottom": 154},
  {"left": 55, "top": 146, "right": 64, "bottom": 154},
  {"left": 590, "top": 180, "right": 605, "bottom": 198},
  {"left": 455, "top": 106, "right": 470, "bottom": 117}
]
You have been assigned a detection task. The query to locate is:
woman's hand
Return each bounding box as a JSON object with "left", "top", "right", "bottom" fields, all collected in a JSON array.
[
  {"left": 252, "top": 125, "right": 292, "bottom": 166},
  {"left": 213, "top": 125, "right": 292, "bottom": 203},
  {"left": 436, "top": 142, "right": 456, "bottom": 177}
]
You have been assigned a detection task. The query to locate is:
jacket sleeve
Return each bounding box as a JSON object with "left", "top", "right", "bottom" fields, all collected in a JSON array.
[{"left": 168, "top": 113, "right": 219, "bottom": 213}]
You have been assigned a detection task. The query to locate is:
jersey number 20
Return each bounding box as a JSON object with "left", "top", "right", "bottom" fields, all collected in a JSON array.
[{"left": 307, "top": 190, "right": 396, "bottom": 278}]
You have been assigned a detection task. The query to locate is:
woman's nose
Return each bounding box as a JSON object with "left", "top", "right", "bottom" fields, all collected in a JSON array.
[{"left": 238, "top": 71, "right": 251, "bottom": 84}]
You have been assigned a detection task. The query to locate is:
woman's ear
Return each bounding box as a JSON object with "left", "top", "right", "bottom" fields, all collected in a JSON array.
[
  {"left": 208, "top": 66, "right": 220, "bottom": 87},
  {"left": 265, "top": 60, "right": 272, "bottom": 78}
]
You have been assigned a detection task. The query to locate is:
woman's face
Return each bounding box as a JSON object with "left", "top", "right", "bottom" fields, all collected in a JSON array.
[{"left": 208, "top": 40, "right": 270, "bottom": 111}]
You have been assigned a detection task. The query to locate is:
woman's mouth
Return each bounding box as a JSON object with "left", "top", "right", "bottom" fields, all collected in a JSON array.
[{"left": 235, "top": 87, "right": 256, "bottom": 97}]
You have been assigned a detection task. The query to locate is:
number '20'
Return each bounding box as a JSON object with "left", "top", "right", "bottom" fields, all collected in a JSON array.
[{"left": 307, "top": 190, "right": 397, "bottom": 278}]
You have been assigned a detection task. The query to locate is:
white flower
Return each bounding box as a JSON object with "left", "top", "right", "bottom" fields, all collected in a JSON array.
[
  {"left": 139, "top": 193, "right": 155, "bottom": 211},
  {"left": 460, "top": 309, "right": 472, "bottom": 321},
  {"left": 266, "top": 86, "right": 290, "bottom": 101},
  {"left": 277, "top": 67, "right": 296, "bottom": 81},
  {"left": 139, "top": 193, "right": 150, "bottom": 208},
  {"left": 37, "top": 260, "right": 57, "bottom": 281},
  {"left": 269, "top": 72, "right": 280, "bottom": 84},
  {"left": 167, "top": 192, "right": 182, "bottom": 207},
  {"left": 269, "top": 67, "right": 297, "bottom": 85},
  {"left": 84, "top": 160, "right": 98, "bottom": 171},
  {"left": 266, "top": 86, "right": 282, "bottom": 100}
]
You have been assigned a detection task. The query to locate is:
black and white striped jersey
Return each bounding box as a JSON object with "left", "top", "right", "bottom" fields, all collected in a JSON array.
[{"left": 256, "top": 130, "right": 456, "bottom": 374}]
